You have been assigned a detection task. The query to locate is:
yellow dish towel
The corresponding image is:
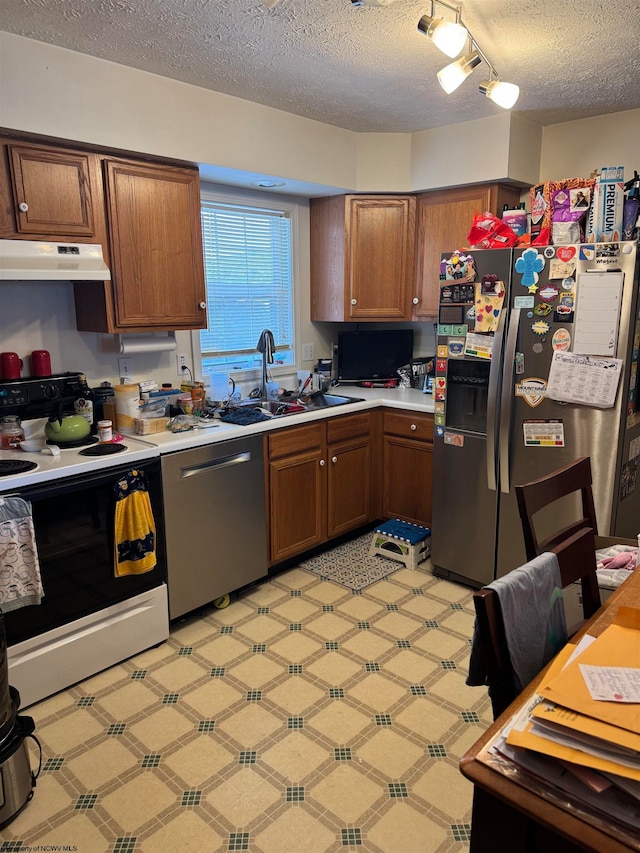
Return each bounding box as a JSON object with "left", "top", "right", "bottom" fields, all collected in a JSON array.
[{"left": 114, "top": 469, "right": 157, "bottom": 577}]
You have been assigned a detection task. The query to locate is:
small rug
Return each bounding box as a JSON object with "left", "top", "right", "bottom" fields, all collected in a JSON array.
[{"left": 300, "top": 532, "right": 410, "bottom": 591}]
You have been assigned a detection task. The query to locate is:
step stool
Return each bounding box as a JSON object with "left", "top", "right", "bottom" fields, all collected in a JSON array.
[{"left": 369, "top": 519, "right": 431, "bottom": 571}]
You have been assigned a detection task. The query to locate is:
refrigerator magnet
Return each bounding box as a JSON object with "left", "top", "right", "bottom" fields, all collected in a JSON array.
[
  {"left": 544, "top": 246, "right": 555, "bottom": 258},
  {"left": 539, "top": 285, "right": 559, "bottom": 302},
  {"left": 556, "top": 246, "right": 577, "bottom": 263},
  {"left": 514, "top": 296, "right": 534, "bottom": 308},
  {"left": 515, "top": 378, "right": 547, "bottom": 407},
  {"left": 438, "top": 324, "right": 453, "bottom": 336},
  {"left": 448, "top": 338, "right": 465, "bottom": 357},
  {"left": 533, "top": 302, "right": 553, "bottom": 316},
  {"left": 549, "top": 258, "right": 576, "bottom": 280},
  {"left": 531, "top": 320, "right": 550, "bottom": 336},
  {"left": 434, "top": 402, "right": 445, "bottom": 414},
  {"left": 579, "top": 245, "right": 595, "bottom": 261},
  {"left": 437, "top": 345, "right": 448, "bottom": 358},
  {"left": 552, "top": 328, "right": 571, "bottom": 351},
  {"left": 515, "top": 352, "right": 525, "bottom": 374},
  {"left": 553, "top": 306, "right": 574, "bottom": 323},
  {"left": 435, "top": 425, "right": 445, "bottom": 437},
  {"left": 515, "top": 248, "right": 545, "bottom": 287},
  {"left": 452, "top": 324, "right": 468, "bottom": 337},
  {"left": 440, "top": 252, "right": 476, "bottom": 282},
  {"left": 434, "top": 413, "right": 445, "bottom": 426},
  {"left": 436, "top": 358, "right": 447, "bottom": 373},
  {"left": 444, "top": 432, "right": 464, "bottom": 447}
]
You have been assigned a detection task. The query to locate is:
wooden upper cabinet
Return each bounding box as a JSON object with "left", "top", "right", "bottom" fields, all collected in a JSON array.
[
  {"left": 413, "top": 183, "right": 522, "bottom": 320},
  {"left": 311, "top": 194, "right": 416, "bottom": 321},
  {"left": 103, "top": 159, "right": 206, "bottom": 330},
  {"left": 8, "top": 144, "right": 96, "bottom": 237}
]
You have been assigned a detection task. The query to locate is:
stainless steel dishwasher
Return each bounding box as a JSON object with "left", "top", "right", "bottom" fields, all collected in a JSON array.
[{"left": 161, "top": 434, "right": 268, "bottom": 619}]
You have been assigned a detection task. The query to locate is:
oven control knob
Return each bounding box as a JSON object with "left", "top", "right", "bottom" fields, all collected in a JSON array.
[{"left": 43, "top": 383, "right": 60, "bottom": 399}]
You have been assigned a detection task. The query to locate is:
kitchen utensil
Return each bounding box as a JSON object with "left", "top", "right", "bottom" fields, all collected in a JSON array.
[
  {"left": 0, "top": 353, "right": 23, "bottom": 380},
  {"left": 30, "top": 350, "right": 52, "bottom": 377},
  {"left": 44, "top": 412, "right": 91, "bottom": 443}
]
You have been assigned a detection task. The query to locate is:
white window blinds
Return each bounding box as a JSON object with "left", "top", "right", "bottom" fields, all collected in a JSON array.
[{"left": 199, "top": 201, "right": 294, "bottom": 373}]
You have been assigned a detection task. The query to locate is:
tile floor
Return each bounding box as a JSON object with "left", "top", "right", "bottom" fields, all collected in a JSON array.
[{"left": 3, "top": 554, "right": 491, "bottom": 853}]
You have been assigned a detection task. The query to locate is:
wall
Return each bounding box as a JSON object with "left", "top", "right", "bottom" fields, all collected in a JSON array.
[
  {"left": 1, "top": 33, "right": 636, "bottom": 394},
  {"left": 539, "top": 109, "right": 640, "bottom": 181}
]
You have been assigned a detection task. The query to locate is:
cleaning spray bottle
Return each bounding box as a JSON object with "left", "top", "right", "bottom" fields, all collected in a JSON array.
[{"left": 622, "top": 171, "right": 640, "bottom": 241}]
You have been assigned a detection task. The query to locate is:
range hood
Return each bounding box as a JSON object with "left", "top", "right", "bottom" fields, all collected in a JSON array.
[{"left": 0, "top": 239, "right": 111, "bottom": 281}]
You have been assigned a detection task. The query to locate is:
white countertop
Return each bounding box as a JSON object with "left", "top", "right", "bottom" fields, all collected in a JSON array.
[{"left": 0, "top": 387, "right": 434, "bottom": 490}]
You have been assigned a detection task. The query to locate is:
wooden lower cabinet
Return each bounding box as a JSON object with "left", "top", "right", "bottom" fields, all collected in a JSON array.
[
  {"left": 382, "top": 409, "right": 434, "bottom": 527},
  {"left": 266, "top": 413, "right": 375, "bottom": 565}
]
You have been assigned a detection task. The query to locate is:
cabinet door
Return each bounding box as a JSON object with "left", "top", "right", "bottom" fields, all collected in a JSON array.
[
  {"left": 268, "top": 448, "right": 326, "bottom": 563},
  {"left": 104, "top": 159, "right": 206, "bottom": 329},
  {"left": 382, "top": 435, "right": 433, "bottom": 526},
  {"left": 414, "top": 183, "right": 521, "bottom": 320},
  {"left": 348, "top": 196, "right": 415, "bottom": 320},
  {"left": 327, "top": 437, "right": 371, "bottom": 539},
  {"left": 8, "top": 144, "right": 96, "bottom": 237}
]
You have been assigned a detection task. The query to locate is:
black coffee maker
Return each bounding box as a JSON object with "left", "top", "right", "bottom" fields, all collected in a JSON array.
[{"left": 0, "top": 608, "right": 39, "bottom": 829}]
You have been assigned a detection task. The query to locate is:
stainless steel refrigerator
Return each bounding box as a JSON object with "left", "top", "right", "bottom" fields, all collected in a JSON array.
[{"left": 431, "top": 241, "right": 640, "bottom": 588}]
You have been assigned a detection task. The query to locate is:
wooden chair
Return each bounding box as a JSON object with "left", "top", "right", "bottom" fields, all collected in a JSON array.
[
  {"left": 515, "top": 456, "right": 601, "bottom": 618},
  {"left": 472, "top": 525, "right": 597, "bottom": 719}
]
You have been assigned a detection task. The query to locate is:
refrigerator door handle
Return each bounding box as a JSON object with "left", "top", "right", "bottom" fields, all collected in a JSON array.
[
  {"left": 486, "top": 306, "right": 507, "bottom": 491},
  {"left": 499, "top": 307, "right": 521, "bottom": 494}
]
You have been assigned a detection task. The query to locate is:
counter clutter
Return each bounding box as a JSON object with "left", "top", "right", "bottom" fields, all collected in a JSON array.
[{"left": 0, "top": 386, "right": 434, "bottom": 490}]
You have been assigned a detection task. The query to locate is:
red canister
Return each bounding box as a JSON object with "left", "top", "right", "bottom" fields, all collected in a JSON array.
[
  {"left": 31, "top": 349, "right": 52, "bottom": 377},
  {"left": 0, "top": 352, "right": 23, "bottom": 380}
]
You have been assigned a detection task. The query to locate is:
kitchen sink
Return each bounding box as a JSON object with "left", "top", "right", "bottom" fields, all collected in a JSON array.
[{"left": 240, "top": 393, "right": 363, "bottom": 418}]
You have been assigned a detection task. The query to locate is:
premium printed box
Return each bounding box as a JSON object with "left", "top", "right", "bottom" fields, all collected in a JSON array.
[{"left": 585, "top": 166, "right": 624, "bottom": 243}]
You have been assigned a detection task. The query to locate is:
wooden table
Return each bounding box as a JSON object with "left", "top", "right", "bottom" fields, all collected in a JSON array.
[{"left": 460, "top": 569, "right": 640, "bottom": 853}]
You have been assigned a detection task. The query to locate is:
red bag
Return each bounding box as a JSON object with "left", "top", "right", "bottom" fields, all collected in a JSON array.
[{"left": 467, "top": 211, "right": 518, "bottom": 249}]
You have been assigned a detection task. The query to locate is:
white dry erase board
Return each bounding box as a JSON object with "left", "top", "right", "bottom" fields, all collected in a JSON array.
[
  {"left": 573, "top": 271, "right": 623, "bottom": 357},
  {"left": 546, "top": 351, "right": 623, "bottom": 408}
]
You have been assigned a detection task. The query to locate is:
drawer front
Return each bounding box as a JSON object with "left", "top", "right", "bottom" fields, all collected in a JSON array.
[
  {"left": 268, "top": 422, "right": 324, "bottom": 460},
  {"left": 327, "top": 411, "right": 371, "bottom": 444},
  {"left": 383, "top": 410, "right": 434, "bottom": 442}
]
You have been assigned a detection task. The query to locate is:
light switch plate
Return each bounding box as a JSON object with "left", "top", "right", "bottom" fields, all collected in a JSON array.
[{"left": 302, "top": 343, "right": 314, "bottom": 361}]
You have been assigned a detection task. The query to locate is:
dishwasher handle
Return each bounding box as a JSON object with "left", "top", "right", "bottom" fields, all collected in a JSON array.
[{"left": 180, "top": 450, "right": 252, "bottom": 479}]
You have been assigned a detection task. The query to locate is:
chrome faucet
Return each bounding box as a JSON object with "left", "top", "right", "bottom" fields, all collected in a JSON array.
[{"left": 256, "top": 329, "right": 275, "bottom": 398}]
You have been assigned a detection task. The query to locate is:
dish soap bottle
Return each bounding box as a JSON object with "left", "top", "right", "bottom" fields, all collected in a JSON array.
[{"left": 74, "top": 373, "right": 96, "bottom": 432}]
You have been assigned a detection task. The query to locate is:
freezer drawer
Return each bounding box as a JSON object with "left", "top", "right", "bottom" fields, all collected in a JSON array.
[{"left": 161, "top": 434, "right": 268, "bottom": 619}]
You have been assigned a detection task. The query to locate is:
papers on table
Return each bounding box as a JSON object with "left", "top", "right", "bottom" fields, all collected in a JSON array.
[{"left": 491, "top": 606, "right": 640, "bottom": 834}]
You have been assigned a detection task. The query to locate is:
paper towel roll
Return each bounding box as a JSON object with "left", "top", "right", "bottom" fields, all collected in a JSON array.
[{"left": 118, "top": 333, "right": 177, "bottom": 354}]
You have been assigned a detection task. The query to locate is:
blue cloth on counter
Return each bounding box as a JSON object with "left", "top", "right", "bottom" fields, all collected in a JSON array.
[
  {"left": 220, "top": 408, "right": 272, "bottom": 425},
  {"left": 467, "top": 552, "right": 568, "bottom": 694},
  {"left": 0, "top": 495, "right": 43, "bottom": 612}
]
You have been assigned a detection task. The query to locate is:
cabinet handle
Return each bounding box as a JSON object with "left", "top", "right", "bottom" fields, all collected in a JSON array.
[
  {"left": 410, "top": 423, "right": 417, "bottom": 431},
  {"left": 331, "top": 456, "right": 337, "bottom": 463},
  {"left": 18, "top": 202, "right": 29, "bottom": 212},
  {"left": 319, "top": 459, "right": 326, "bottom": 467},
  {"left": 199, "top": 302, "right": 207, "bottom": 309},
  {"left": 412, "top": 297, "right": 419, "bottom": 305},
  {"left": 351, "top": 299, "right": 357, "bottom": 305}
]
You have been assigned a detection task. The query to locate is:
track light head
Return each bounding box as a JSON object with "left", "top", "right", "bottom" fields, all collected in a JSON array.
[
  {"left": 437, "top": 50, "right": 482, "bottom": 94},
  {"left": 479, "top": 79, "right": 520, "bottom": 109},
  {"left": 417, "top": 14, "right": 468, "bottom": 58}
]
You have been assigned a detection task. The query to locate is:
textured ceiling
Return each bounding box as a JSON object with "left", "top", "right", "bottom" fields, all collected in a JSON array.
[{"left": 1, "top": 0, "right": 639, "bottom": 133}]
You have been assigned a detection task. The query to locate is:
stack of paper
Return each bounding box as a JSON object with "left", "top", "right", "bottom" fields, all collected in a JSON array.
[{"left": 492, "top": 607, "right": 640, "bottom": 835}]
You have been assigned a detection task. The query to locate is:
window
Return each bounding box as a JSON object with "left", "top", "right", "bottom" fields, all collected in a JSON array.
[{"left": 198, "top": 190, "right": 295, "bottom": 380}]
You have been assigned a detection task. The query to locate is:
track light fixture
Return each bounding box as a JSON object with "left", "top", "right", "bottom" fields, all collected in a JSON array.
[{"left": 416, "top": 1, "right": 519, "bottom": 108}]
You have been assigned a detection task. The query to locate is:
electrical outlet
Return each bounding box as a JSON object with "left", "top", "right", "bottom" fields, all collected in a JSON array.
[
  {"left": 118, "top": 357, "right": 132, "bottom": 382},
  {"left": 176, "top": 353, "right": 188, "bottom": 376},
  {"left": 302, "top": 343, "right": 314, "bottom": 362}
]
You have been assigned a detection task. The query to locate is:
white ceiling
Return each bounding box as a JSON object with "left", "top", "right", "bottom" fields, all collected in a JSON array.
[{"left": 1, "top": 0, "right": 639, "bottom": 135}]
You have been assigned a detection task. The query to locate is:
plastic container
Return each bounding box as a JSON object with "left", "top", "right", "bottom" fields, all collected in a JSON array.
[
  {"left": 97, "top": 419, "right": 113, "bottom": 443},
  {"left": 114, "top": 384, "right": 140, "bottom": 433},
  {"left": 501, "top": 203, "right": 528, "bottom": 236}
]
